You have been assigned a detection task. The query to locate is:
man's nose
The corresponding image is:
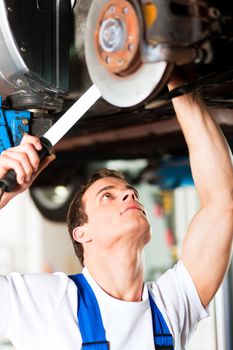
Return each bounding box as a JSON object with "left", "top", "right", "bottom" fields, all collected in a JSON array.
[{"left": 122, "top": 190, "right": 136, "bottom": 202}]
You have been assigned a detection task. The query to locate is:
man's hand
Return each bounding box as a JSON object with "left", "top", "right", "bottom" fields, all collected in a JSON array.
[{"left": 0, "top": 134, "right": 55, "bottom": 208}]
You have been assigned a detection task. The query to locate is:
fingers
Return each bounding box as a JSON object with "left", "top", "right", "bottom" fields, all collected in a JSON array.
[
  {"left": 1, "top": 150, "right": 35, "bottom": 184},
  {"left": 21, "top": 134, "right": 42, "bottom": 151},
  {"left": 6, "top": 143, "right": 41, "bottom": 173},
  {"left": 168, "top": 72, "right": 186, "bottom": 91},
  {"left": 0, "top": 135, "right": 43, "bottom": 185},
  {"left": 168, "top": 66, "right": 195, "bottom": 91},
  {"left": 0, "top": 154, "right": 56, "bottom": 209},
  {"left": 0, "top": 135, "right": 56, "bottom": 207}
]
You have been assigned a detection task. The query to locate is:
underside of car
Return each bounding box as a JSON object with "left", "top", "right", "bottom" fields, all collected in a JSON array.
[{"left": 0, "top": 0, "right": 233, "bottom": 219}]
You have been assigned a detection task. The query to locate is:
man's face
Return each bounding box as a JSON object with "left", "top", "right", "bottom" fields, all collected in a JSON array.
[{"left": 80, "top": 177, "right": 151, "bottom": 251}]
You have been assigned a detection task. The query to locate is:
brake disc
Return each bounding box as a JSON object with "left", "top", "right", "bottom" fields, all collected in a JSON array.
[{"left": 85, "top": 0, "right": 173, "bottom": 107}]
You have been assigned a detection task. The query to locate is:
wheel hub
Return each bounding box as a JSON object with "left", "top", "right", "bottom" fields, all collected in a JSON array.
[{"left": 95, "top": 0, "right": 140, "bottom": 75}]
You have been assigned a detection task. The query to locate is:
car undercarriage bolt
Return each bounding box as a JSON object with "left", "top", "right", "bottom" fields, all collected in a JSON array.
[
  {"left": 117, "top": 58, "right": 124, "bottom": 65},
  {"left": 128, "top": 43, "right": 134, "bottom": 51},
  {"left": 105, "top": 56, "right": 112, "bottom": 64},
  {"left": 22, "top": 119, "right": 29, "bottom": 126},
  {"left": 109, "top": 5, "right": 116, "bottom": 13}
]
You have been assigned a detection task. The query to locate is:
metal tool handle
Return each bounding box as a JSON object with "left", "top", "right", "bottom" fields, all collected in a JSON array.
[{"left": 0, "top": 136, "right": 53, "bottom": 193}]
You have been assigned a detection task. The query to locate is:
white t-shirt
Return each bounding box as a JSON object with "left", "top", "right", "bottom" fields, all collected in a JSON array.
[{"left": 0, "top": 261, "right": 209, "bottom": 350}]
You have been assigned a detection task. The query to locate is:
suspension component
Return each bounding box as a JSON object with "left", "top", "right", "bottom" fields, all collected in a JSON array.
[{"left": 85, "top": 0, "right": 221, "bottom": 107}]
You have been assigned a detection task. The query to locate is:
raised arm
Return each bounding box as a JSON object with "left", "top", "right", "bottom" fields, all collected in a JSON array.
[
  {"left": 0, "top": 134, "right": 55, "bottom": 209},
  {"left": 169, "top": 78, "right": 233, "bottom": 307}
]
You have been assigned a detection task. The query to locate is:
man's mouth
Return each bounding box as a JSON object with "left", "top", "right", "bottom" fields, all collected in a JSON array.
[{"left": 121, "top": 205, "right": 146, "bottom": 216}]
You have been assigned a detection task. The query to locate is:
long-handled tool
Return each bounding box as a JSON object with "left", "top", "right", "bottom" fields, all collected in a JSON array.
[{"left": 0, "top": 84, "right": 101, "bottom": 198}]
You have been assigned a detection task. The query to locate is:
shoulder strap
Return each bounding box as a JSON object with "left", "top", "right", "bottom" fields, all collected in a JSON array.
[
  {"left": 69, "top": 274, "right": 109, "bottom": 350},
  {"left": 69, "top": 274, "right": 174, "bottom": 350},
  {"left": 149, "top": 292, "right": 174, "bottom": 349}
]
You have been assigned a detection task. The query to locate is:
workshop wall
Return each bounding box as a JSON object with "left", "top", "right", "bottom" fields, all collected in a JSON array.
[{"left": 0, "top": 191, "right": 79, "bottom": 275}]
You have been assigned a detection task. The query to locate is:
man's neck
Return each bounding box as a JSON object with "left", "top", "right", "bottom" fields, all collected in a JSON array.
[{"left": 85, "top": 250, "right": 145, "bottom": 302}]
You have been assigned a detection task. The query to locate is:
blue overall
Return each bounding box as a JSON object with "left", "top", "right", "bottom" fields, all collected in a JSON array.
[{"left": 69, "top": 273, "right": 174, "bottom": 350}]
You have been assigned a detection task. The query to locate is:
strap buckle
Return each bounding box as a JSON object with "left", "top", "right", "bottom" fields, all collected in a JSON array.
[{"left": 82, "top": 340, "right": 109, "bottom": 349}]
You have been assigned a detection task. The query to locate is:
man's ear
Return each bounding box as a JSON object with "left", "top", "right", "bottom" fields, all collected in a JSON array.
[{"left": 72, "top": 224, "right": 92, "bottom": 244}]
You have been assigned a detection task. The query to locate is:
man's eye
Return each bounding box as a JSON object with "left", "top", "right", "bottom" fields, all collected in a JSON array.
[{"left": 102, "top": 193, "right": 112, "bottom": 200}]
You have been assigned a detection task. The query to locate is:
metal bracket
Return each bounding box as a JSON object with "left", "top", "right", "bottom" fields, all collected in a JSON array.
[{"left": 0, "top": 97, "right": 31, "bottom": 153}]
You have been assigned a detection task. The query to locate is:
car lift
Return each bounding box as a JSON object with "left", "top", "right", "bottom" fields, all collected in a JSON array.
[{"left": 0, "top": 97, "right": 31, "bottom": 153}]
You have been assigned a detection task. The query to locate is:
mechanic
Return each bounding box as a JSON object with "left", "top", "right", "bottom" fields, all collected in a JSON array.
[{"left": 0, "top": 76, "right": 233, "bottom": 350}]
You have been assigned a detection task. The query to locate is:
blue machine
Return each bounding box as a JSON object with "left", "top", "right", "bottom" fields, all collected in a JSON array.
[
  {"left": 0, "top": 97, "right": 31, "bottom": 153},
  {"left": 158, "top": 156, "right": 194, "bottom": 189}
]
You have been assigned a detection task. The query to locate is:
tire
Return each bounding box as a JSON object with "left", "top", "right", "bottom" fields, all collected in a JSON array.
[{"left": 29, "top": 179, "right": 80, "bottom": 222}]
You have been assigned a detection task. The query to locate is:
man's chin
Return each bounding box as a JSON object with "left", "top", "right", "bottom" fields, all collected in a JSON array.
[{"left": 143, "top": 228, "right": 152, "bottom": 246}]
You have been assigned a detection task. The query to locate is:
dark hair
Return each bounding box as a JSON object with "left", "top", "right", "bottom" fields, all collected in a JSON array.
[{"left": 67, "top": 168, "right": 125, "bottom": 266}]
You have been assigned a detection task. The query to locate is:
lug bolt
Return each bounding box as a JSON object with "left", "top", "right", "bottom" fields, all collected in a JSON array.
[
  {"left": 105, "top": 56, "right": 112, "bottom": 64},
  {"left": 128, "top": 43, "right": 134, "bottom": 51},
  {"left": 118, "top": 58, "right": 124, "bottom": 66},
  {"left": 123, "top": 7, "right": 129, "bottom": 14},
  {"left": 22, "top": 119, "right": 29, "bottom": 126},
  {"left": 109, "top": 6, "right": 115, "bottom": 13}
]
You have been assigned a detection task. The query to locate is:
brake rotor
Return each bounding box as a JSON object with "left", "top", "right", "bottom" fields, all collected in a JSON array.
[{"left": 85, "top": 0, "right": 173, "bottom": 107}]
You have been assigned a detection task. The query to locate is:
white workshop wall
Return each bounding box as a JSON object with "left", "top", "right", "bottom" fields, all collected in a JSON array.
[{"left": 0, "top": 190, "right": 80, "bottom": 274}]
